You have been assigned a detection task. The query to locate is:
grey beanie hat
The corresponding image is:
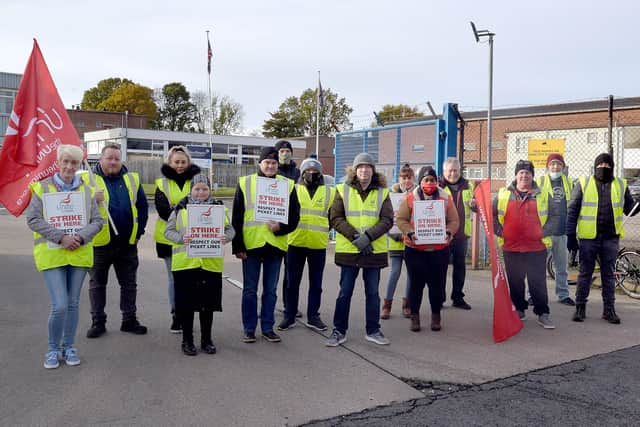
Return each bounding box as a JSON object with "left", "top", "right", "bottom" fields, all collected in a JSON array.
[
  {"left": 190, "top": 173, "right": 211, "bottom": 190},
  {"left": 352, "top": 152, "right": 375, "bottom": 169},
  {"left": 300, "top": 158, "right": 323, "bottom": 175}
]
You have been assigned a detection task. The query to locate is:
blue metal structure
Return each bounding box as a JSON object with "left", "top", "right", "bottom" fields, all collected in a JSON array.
[{"left": 335, "top": 103, "right": 459, "bottom": 183}]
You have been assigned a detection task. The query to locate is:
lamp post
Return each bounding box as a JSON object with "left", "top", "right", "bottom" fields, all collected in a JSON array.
[{"left": 470, "top": 21, "right": 495, "bottom": 182}]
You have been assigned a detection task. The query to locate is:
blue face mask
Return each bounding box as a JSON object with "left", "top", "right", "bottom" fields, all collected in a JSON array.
[{"left": 549, "top": 171, "right": 562, "bottom": 180}]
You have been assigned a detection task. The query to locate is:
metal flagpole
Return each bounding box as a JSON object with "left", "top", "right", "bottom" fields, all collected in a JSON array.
[
  {"left": 315, "top": 70, "right": 321, "bottom": 157},
  {"left": 206, "top": 30, "right": 214, "bottom": 187}
]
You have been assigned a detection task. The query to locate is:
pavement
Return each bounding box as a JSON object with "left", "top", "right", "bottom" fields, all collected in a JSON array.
[{"left": 1, "top": 211, "right": 640, "bottom": 426}]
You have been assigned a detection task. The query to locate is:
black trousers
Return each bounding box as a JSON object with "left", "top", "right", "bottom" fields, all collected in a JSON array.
[
  {"left": 503, "top": 250, "right": 549, "bottom": 315},
  {"left": 449, "top": 236, "right": 467, "bottom": 302},
  {"left": 89, "top": 241, "right": 139, "bottom": 323},
  {"left": 576, "top": 236, "right": 618, "bottom": 307},
  {"left": 404, "top": 246, "right": 449, "bottom": 315}
]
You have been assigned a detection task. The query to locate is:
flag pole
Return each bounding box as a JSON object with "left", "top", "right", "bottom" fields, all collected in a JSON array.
[
  {"left": 206, "top": 30, "right": 214, "bottom": 190},
  {"left": 315, "top": 70, "right": 321, "bottom": 157},
  {"left": 83, "top": 160, "right": 118, "bottom": 235}
]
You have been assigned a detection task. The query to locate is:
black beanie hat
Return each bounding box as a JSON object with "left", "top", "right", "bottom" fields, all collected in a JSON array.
[
  {"left": 514, "top": 160, "right": 535, "bottom": 176},
  {"left": 274, "top": 140, "right": 293, "bottom": 151},
  {"left": 259, "top": 146, "right": 278, "bottom": 162},
  {"left": 417, "top": 165, "right": 437, "bottom": 183},
  {"left": 594, "top": 152, "right": 614, "bottom": 169}
]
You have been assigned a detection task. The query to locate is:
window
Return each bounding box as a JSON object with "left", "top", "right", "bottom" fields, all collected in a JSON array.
[
  {"left": 587, "top": 132, "right": 597, "bottom": 144},
  {"left": 464, "top": 142, "right": 476, "bottom": 151},
  {"left": 411, "top": 144, "right": 424, "bottom": 152},
  {"left": 95, "top": 121, "right": 102, "bottom": 129},
  {"left": 492, "top": 166, "right": 506, "bottom": 179},
  {"left": 491, "top": 141, "right": 503, "bottom": 150},
  {"left": 0, "top": 98, "right": 12, "bottom": 114},
  {"left": 515, "top": 137, "right": 527, "bottom": 154},
  {"left": 467, "top": 167, "right": 484, "bottom": 179},
  {"left": 76, "top": 120, "right": 85, "bottom": 128}
]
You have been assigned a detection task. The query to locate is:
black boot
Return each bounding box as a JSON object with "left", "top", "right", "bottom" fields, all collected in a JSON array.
[
  {"left": 120, "top": 318, "right": 148, "bottom": 335},
  {"left": 182, "top": 340, "right": 197, "bottom": 356},
  {"left": 572, "top": 304, "right": 586, "bottom": 322},
  {"left": 86, "top": 321, "right": 106, "bottom": 338},
  {"left": 602, "top": 306, "right": 621, "bottom": 324}
]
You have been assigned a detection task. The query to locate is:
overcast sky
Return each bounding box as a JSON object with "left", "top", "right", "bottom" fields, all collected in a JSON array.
[{"left": 4, "top": 0, "right": 640, "bottom": 133}]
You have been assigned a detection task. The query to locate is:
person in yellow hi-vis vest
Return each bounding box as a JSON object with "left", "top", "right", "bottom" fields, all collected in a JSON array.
[
  {"left": 325, "top": 153, "right": 393, "bottom": 347},
  {"left": 439, "top": 157, "right": 475, "bottom": 310},
  {"left": 154, "top": 145, "right": 202, "bottom": 334},
  {"left": 231, "top": 147, "right": 300, "bottom": 344},
  {"left": 26, "top": 145, "right": 104, "bottom": 369},
  {"left": 567, "top": 153, "right": 638, "bottom": 324},
  {"left": 81, "top": 144, "right": 149, "bottom": 338},
  {"left": 276, "top": 158, "right": 335, "bottom": 332},
  {"left": 164, "top": 174, "right": 234, "bottom": 356},
  {"left": 493, "top": 160, "right": 555, "bottom": 329}
]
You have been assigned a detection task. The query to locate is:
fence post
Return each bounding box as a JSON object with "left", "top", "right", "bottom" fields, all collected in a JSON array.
[
  {"left": 394, "top": 128, "right": 402, "bottom": 183},
  {"left": 608, "top": 94, "right": 614, "bottom": 156}
]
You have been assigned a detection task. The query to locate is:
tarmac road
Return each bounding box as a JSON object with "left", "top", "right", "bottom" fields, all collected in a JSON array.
[{"left": 1, "top": 209, "right": 640, "bottom": 426}]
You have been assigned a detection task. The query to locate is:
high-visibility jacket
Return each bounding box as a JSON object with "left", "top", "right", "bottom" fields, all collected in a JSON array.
[
  {"left": 388, "top": 191, "right": 409, "bottom": 252},
  {"left": 536, "top": 174, "right": 573, "bottom": 202},
  {"left": 576, "top": 176, "right": 626, "bottom": 239},
  {"left": 80, "top": 171, "right": 140, "bottom": 246},
  {"left": 239, "top": 174, "right": 294, "bottom": 252},
  {"left": 288, "top": 184, "right": 335, "bottom": 249},
  {"left": 442, "top": 181, "right": 475, "bottom": 237},
  {"left": 171, "top": 206, "right": 230, "bottom": 273},
  {"left": 30, "top": 178, "right": 95, "bottom": 272},
  {"left": 335, "top": 183, "right": 389, "bottom": 254},
  {"left": 497, "top": 187, "right": 551, "bottom": 249},
  {"left": 154, "top": 177, "right": 192, "bottom": 246}
]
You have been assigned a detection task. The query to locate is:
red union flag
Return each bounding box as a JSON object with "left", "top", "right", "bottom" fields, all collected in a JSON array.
[
  {"left": 474, "top": 179, "right": 523, "bottom": 343},
  {"left": 0, "top": 39, "right": 83, "bottom": 217}
]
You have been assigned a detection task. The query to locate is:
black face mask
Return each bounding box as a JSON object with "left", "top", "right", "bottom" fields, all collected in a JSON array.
[
  {"left": 595, "top": 167, "right": 613, "bottom": 182},
  {"left": 304, "top": 172, "right": 321, "bottom": 185}
]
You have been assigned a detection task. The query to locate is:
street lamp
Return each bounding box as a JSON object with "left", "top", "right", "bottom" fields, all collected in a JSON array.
[{"left": 470, "top": 21, "right": 495, "bottom": 182}]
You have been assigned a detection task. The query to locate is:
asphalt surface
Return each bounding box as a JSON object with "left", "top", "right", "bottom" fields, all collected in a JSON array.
[{"left": 2, "top": 207, "right": 640, "bottom": 426}]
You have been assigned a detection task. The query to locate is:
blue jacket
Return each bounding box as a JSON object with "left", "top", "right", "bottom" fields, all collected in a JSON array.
[{"left": 95, "top": 163, "right": 149, "bottom": 243}]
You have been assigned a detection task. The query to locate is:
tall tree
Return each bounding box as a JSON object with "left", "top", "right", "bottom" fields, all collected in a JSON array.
[
  {"left": 100, "top": 82, "right": 157, "bottom": 122},
  {"left": 192, "top": 91, "right": 244, "bottom": 135},
  {"left": 262, "top": 88, "right": 352, "bottom": 138},
  {"left": 81, "top": 77, "right": 132, "bottom": 110},
  {"left": 155, "top": 82, "right": 196, "bottom": 132},
  {"left": 376, "top": 104, "right": 424, "bottom": 125}
]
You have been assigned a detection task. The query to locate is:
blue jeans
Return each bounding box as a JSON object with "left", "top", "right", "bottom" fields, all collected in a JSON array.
[
  {"left": 384, "top": 254, "right": 410, "bottom": 300},
  {"left": 285, "top": 246, "right": 326, "bottom": 321},
  {"left": 42, "top": 266, "right": 88, "bottom": 352},
  {"left": 551, "top": 235, "right": 570, "bottom": 300},
  {"left": 241, "top": 252, "right": 283, "bottom": 334},
  {"left": 162, "top": 256, "right": 175, "bottom": 310},
  {"left": 333, "top": 266, "right": 381, "bottom": 335}
]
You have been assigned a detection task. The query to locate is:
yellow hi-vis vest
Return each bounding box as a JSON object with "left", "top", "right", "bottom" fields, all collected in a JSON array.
[
  {"left": 154, "top": 177, "right": 192, "bottom": 246},
  {"left": 239, "top": 174, "right": 294, "bottom": 252},
  {"left": 171, "top": 206, "right": 230, "bottom": 273},
  {"left": 335, "top": 183, "right": 389, "bottom": 254},
  {"left": 536, "top": 174, "right": 573, "bottom": 202},
  {"left": 496, "top": 187, "right": 551, "bottom": 249},
  {"left": 442, "top": 181, "right": 475, "bottom": 237},
  {"left": 80, "top": 171, "right": 140, "bottom": 246},
  {"left": 388, "top": 191, "right": 408, "bottom": 252},
  {"left": 288, "top": 184, "right": 335, "bottom": 249},
  {"left": 576, "top": 176, "right": 626, "bottom": 239},
  {"left": 30, "top": 178, "right": 95, "bottom": 272}
]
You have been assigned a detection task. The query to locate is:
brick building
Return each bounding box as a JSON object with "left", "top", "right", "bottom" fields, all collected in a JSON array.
[{"left": 66, "top": 108, "right": 148, "bottom": 141}]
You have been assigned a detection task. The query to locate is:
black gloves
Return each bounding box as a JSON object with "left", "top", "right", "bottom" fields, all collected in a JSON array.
[{"left": 567, "top": 234, "right": 579, "bottom": 252}]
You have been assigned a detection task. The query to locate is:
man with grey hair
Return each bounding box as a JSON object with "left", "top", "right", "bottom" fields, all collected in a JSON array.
[{"left": 439, "top": 157, "right": 475, "bottom": 310}]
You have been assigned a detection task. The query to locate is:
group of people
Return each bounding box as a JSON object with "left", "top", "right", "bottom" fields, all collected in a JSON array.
[{"left": 27, "top": 139, "right": 636, "bottom": 367}]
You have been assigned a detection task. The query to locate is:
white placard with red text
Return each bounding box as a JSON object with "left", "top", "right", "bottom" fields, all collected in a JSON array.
[
  {"left": 42, "top": 191, "right": 87, "bottom": 249},
  {"left": 254, "top": 176, "right": 289, "bottom": 224},
  {"left": 186, "top": 204, "right": 225, "bottom": 258},
  {"left": 413, "top": 199, "right": 447, "bottom": 244}
]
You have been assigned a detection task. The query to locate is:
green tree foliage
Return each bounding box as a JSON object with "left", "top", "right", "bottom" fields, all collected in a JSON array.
[
  {"left": 155, "top": 82, "right": 197, "bottom": 131},
  {"left": 376, "top": 104, "right": 424, "bottom": 125},
  {"left": 192, "top": 91, "right": 244, "bottom": 135},
  {"left": 262, "top": 88, "right": 353, "bottom": 138},
  {"left": 80, "top": 77, "right": 157, "bottom": 123}
]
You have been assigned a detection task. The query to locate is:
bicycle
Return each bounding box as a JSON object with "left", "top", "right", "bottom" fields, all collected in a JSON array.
[{"left": 546, "top": 246, "right": 640, "bottom": 299}]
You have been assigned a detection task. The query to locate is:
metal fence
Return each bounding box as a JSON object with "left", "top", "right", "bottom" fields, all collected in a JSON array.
[{"left": 125, "top": 158, "right": 254, "bottom": 187}]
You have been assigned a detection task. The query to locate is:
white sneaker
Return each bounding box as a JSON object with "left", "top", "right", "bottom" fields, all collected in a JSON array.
[{"left": 365, "top": 330, "right": 390, "bottom": 345}]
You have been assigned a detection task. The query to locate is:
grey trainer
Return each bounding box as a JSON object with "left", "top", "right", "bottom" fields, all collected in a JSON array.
[
  {"left": 365, "top": 330, "right": 390, "bottom": 345},
  {"left": 537, "top": 313, "right": 556, "bottom": 329},
  {"left": 325, "top": 330, "right": 346, "bottom": 347}
]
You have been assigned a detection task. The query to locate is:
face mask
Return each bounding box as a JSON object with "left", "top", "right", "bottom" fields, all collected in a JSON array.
[
  {"left": 595, "top": 167, "right": 613, "bottom": 182},
  {"left": 549, "top": 171, "right": 562, "bottom": 180},
  {"left": 304, "top": 172, "right": 321, "bottom": 185},
  {"left": 278, "top": 153, "right": 291, "bottom": 164},
  {"left": 421, "top": 182, "right": 437, "bottom": 195}
]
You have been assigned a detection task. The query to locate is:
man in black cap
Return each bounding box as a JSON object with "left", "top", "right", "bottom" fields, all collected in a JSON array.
[
  {"left": 231, "top": 146, "right": 300, "bottom": 343},
  {"left": 493, "top": 160, "right": 555, "bottom": 329},
  {"left": 567, "top": 153, "right": 638, "bottom": 324}
]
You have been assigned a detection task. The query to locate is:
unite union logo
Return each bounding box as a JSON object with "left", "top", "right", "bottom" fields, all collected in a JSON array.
[
  {"left": 266, "top": 181, "right": 280, "bottom": 195},
  {"left": 199, "top": 206, "right": 213, "bottom": 224},
  {"left": 58, "top": 193, "right": 74, "bottom": 212}
]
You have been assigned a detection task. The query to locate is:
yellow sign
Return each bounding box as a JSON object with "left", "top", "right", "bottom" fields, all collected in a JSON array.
[{"left": 528, "top": 139, "right": 565, "bottom": 168}]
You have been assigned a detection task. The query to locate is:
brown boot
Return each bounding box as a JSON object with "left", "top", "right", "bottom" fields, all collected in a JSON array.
[
  {"left": 430, "top": 313, "right": 441, "bottom": 331},
  {"left": 402, "top": 298, "right": 411, "bottom": 318},
  {"left": 381, "top": 299, "right": 392, "bottom": 320},
  {"left": 410, "top": 314, "right": 421, "bottom": 332}
]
